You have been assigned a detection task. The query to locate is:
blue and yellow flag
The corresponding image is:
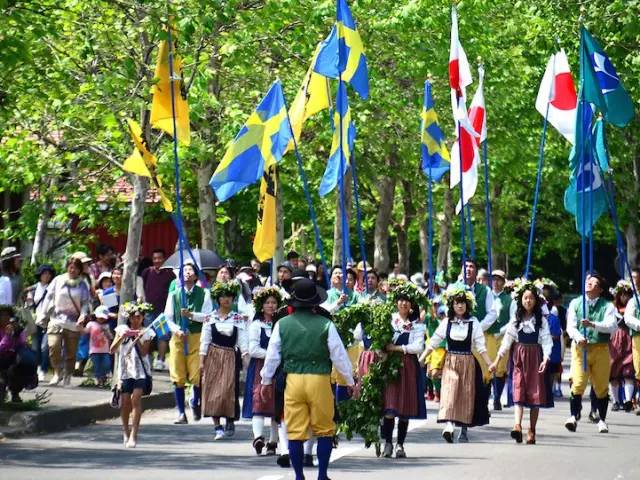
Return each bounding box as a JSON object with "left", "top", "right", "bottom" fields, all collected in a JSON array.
[
  {"left": 319, "top": 82, "right": 356, "bottom": 197},
  {"left": 150, "top": 313, "right": 172, "bottom": 338},
  {"left": 314, "top": 0, "right": 369, "bottom": 100},
  {"left": 210, "top": 80, "right": 292, "bottom": 202},
  {"left": 421, "top": 81, "right": 450, "bottom": 182}
]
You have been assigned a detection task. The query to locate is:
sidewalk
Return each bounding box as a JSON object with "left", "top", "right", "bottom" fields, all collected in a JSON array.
[{"left": 0, "top": 371, "right": 175, "bottom": 439}]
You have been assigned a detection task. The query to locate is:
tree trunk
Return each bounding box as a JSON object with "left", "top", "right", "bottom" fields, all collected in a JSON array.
[
  {"left": 332, "top": 171, "right": 353, "bottom": 266},
  {"left": 396, "top": 180, "right": 414, "bottom": 275},
  {"left": 373, "top": 155, "right": 396, "bottom": 273},
  {"left": 196, "top": 163, "right": 217, "bottom": 250},
  {"left": 626, "top": 222, "right": 639, "bottom": 270},
  {"left": 437, "top": 181, "right": 454, "bottom": 272},
  {"left": 31, "top": 177, "right": 57, "bottom": 264},
  {"left": 121, "top": 174, "right": 149, "bottom": 314}
]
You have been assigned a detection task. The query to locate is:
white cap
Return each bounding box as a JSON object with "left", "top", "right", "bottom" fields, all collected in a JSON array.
[{"left": 94, "top": 305, "right": 110, "bottom": 319}]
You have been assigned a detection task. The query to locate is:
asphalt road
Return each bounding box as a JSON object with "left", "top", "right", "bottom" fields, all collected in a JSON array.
[{"left": 1, "top": 390, "right": 639, "bottom": 480}]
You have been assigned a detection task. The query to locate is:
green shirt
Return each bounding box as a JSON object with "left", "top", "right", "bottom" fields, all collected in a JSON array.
[{"left": 279, "top": 310, "right": 332, "bottom": 375}]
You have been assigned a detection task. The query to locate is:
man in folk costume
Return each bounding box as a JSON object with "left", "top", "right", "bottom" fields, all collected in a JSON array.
[
  {"left": 459, "top": 260, "right": 497, "bottom": 385},
  {"left": 565, "top": 273, "right": 617, "bottom": 433},
  {"left": 623, "top": 286, "right": 640, "bottom": 416},
  {"left": 487, "top": 270, "right": 512, "bottom": 410},
  {"left": 261, "top": 278, "right": 354, "bottom": 480},
  {"left": 163, "top": 261, "right": 213, "bottom": 424}
]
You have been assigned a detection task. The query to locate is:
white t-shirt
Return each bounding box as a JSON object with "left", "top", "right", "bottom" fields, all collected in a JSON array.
[
  {"left": 115, "top": 325, "right": 155, "bottom": 380},
  {"left": 0, "top": 276, "right": 13, "bottom": 305}
]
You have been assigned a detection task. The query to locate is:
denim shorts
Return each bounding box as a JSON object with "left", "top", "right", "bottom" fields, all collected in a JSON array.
[{"left": 121, "top": 378, "right": 146, "bottom": 394}]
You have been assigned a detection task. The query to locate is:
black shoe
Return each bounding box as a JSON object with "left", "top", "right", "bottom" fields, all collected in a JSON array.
[
  {"left": 224, "top": 421, "right": 235, "bottom": 437},
  {"left": 612, "top": 402, "right": 620, "bottom": 412},
  {"left": 277, "top": 454, "right": 290, "bottom": 468},
  {"left": 588, "top": 411, "right": 600, "bottom": 423},
  {"left": 253, "top": 436, "right": 265, "bottom": 455},
  {"left": 303, "top": 454, "right": 314, "bottom": 467},
  {"left": 10, "top": 392, "right": 22, "bottom": 403},
  {"left": 191, "top": 403, "right": 201, "bottom": 421},
  {"left": 265, "top": 442, "right": 277, "bottom": 456},
  {"left": 493, "top": 400, "right": 502, "bottom": 411},
  {"left": 624, "top": 401, "right": 633, "bottom": 412},
  {"left": 174, "top": 413, "right": 188, "bottom": 425}
]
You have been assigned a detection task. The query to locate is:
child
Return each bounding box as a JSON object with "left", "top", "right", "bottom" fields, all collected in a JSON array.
[
  {"left": 82, "top": 306, "right": 113, "bottom": 386},
  {"left": 110, "top": 301, "right": 155, "bottom": 448}
]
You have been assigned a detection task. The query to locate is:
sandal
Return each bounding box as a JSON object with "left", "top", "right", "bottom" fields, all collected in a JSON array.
[{"left": 526, "top": 429, "right": 536, "bottom": 445}]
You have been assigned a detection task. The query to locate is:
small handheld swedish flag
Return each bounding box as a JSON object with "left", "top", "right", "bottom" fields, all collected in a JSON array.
[
  {"left": 150, "top": 313, "right": 171, "bottom": 338},
  {"left": 210, "top": 80, "right": 292, "bottom": 202}
]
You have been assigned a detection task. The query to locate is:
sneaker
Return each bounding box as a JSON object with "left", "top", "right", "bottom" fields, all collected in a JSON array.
[
  {"left": 191, "top": 402, "right": 201, "bottom": 422},
  {"left": 276, "top": 454, "right": 290, "bottom": 468},
  {"left": 457, "top": 428, "right": 469, "bottom": 443},
  {"left": 214, "top": 427, "right": 225, "bottom": 441},
  {"left": 564, "top": 416, "right": 577, "bottom": 432},
  {"left": 493, "top": 400, "right": 502, "bottom": 411},
  {"left": 612, "top": 402, "right": 620, "bottom": 412},
  {"left": 442, "top": 423, "right": 454, "bottom": 443},
  {"left": 37, "top": 368, "right": 46, "bottom": 382},
  {"left": 395, "top": 445, "right": 407, "bottom": 458},
  {"left": 597, "top": 420, "right": 609, "bottom": 433},
  {"left": 10, "top": 392, "right": 22, "bottom": 403},
  {"left": 125, "top": 436, "right": 137, "bottom": 448},
  {"left": 173, "top": 413, "right": 188, "bottom": 425},
  {"left": 623, "top": 401, "right": 633, "bottom": 412},
  {"left": 224, "top": 421, "right": 235, "bottom": 437},
  {"left": 382, "top": 442, "right": 393, "bottom": 458},
  {"left": 49, "top": 374, "right": 62, "bottom": 386},
  {"left": 253, "top": 436, "right": 265, "bottom": 455},
  {"left": 62, "top": 375, "right": 71, "bottom": 387},
  {"left": 265, "top": 442, "right": 277, "bottom": 456},
  {"left": 303, "top": 454, "right": 314, "bottom": 467},
  {"left": 153, "top": 359, "right": 163, "bottom": 371},
  {"left": 588, "top": 411, "right": 600, "bottom": 423}
]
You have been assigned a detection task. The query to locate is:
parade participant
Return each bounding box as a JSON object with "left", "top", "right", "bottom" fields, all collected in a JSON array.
[
  {"left": 163, "top": 261, "right": 212, "bottom": 424},
  {"left": 322, "top": 266, "right": 358, "bottom": 314},
  {"left": 460, "top": 260, "right": 497, "bottom": 386},
  {"left": 275, "top": 263, "right": 293, "bottom": 293},
  {"left": 359, "top": 269, "right": 386, "bottom": 303},
  {"left": 609, "top": 280, "right": 634, "bottom": 412},
  {"left": 43, "top": 256, "right": 91, "bottom": 386},
  {"left": 27, "top": 264, "right": 55, "bottom": 381},
  {"left": 381, "top": 284, "right": 427, "bottom": 458},
  {"left": 0, "top": 305, "right": 37, "bottom": 403},
  {"left": 425, "top": 304, "right": 447, "bottom": 402},
  {"left": 242, "top": 286, "right": 283, "bottom": 454},
  {"left": 490, "top": 282, "right": 553, "bottom": 445},
  {"left": 623, "top": 281, "right": 640, "bottom": 415},
  {"left": 488, "top": 270, "right": 512, "bottom": 410},
  {"left": 110, "top": 301, "right": 155, "bottom": 448},
  {"left": 260, "top": 278, "right": 354, "bottom": 480},
  {"left": 477, "top": 269, "right": 489, "bottom": 287},
  {"left": 200, "top": 279, "right": 247, "bottom": 440},
  {"left": 287, "top": 251, "right": 300, "bottom": 271},
  {"left": 419, "top": 286, "right": 492, "bottom": 443},
  {"left": 565, "top": 273, "right": 617, "bottom": 433}
]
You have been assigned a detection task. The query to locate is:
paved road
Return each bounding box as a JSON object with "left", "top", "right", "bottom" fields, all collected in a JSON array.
[{"left": 2, "top": 390, "right": 639, "bottom": 480}]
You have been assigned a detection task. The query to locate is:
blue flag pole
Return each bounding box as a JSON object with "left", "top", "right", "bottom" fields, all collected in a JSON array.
[
  {"left": 466, "top": 204, "right": 476, "bottom": 260},
  {"left": 578, "top": 31, "right": 588, "bottom": 368},
  {"left": 427, "top": 165, "right": 434, "bottom": 298},
  {"left": 338, "top": 77, "right": 348, "bottom": 291},
  {"left": 351, "top": 149, "right": 368, "bottom": 289},
  {"left": 482, "top": 139, "right": 493, "bottom": 287}
]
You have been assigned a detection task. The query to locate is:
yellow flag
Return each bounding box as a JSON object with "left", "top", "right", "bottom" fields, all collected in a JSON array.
[
  {"left": 253, "top": 164, "right": 277, "bottom": 262},
  {"left": 286, "top": 45, "right": 331, "bottom": 153},
  {"left": 123, "top": 119, "right": 173, "bottom": 212},
  {"left": 150, "top": 38, "right": 191, "bottom": 146}
]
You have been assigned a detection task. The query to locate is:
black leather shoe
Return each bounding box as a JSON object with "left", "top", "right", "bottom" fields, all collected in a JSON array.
[
  {"left": 303, "top": 454, "right": 314, "bottom": 467},
  {"left": 277, "top": 454, "right": 290, "bottom": 468}
]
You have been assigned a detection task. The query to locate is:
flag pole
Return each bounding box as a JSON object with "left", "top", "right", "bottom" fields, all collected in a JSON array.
[
  {"left": 427, "top": 165, "right": 434, "bottom": 298},
  {"left": 458, "top": 117, "right": 467, "bottom": 285},
  {"left": 477, "top": 60, "right": 493, "bottom": 287},
  {"left": 350, "top": 149, "right": 368, "bottom": 290},
  {"left": 578, "top": 26, "right": 588, "bottom": 369},
  {"left": 466, "top": 204, "right": 475, "bottom": 260}
]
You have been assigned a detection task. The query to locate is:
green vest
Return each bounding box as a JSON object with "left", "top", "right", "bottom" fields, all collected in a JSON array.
[
  {"left": 487, "top": 291, "right": 511, "bottom": 335},
  {"left": 173, "top": 285, "right": 206, "bottom": 334},
  {"left": 472, "top": 283, "right": 488, "bottom": 321},
  {"left": 573, "top": 296, "right": 611, "bottom": 344},
  {"left": 279, "top": 310, "right": 332, "bottom": 374}
]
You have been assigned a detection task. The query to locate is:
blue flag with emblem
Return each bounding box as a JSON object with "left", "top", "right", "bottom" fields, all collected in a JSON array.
[
  {"left": 210, "top": 80, "right": 293, "bottom": 202},
  {"left": 580, "top": 27, "right": 634, "bottom": 128},
  {"left": 319, "top": 82, "right": 356, "bottom": 197},
  {"left": 150, "top": 313, "right": 171, "bottom": 338},
  {"left": 421, "top": 80, "right": 451, "bottom": 182},
  {"left": 313, "top": 0, "right": 369, "bottom": 100}
]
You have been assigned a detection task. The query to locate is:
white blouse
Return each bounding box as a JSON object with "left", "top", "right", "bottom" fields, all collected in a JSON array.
[
  {"left": 390, "top": 313, "right": 425, "bottom": 355},
  {"left": 115, "top": 325, "right": 155, "bottom": 380},
  {"left": 248, "top": 319, "right": 272, "bottom": 359},
  {"left": 199, "top": 310, "right": 248, "bottom": 356},
  {"left": 497, "top": 314, "right": 553, "bottom": 360},
  {"left": 428, "top": 316, "right": 487, "bottom": 353}
]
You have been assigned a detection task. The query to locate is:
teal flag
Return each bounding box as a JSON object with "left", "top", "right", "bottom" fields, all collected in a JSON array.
[
  {"left": 581, "top": 27, "right": 635, "bottom": 127},
  {"left": 592, "top": 117, "right": 610, "bottom": 173}
]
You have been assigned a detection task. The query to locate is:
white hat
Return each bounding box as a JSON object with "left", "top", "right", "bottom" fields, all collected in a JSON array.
[
  {"left": 0, "top": 246, "right": 20, "bottom": 260},
  {"left": 94, "top": 305, "right": 110, "bottom": 319},
  {"left": 97, "top": 271, "right": 112, "bottom": 285},
  {"left": 492, "top": 269, "right": 507, "bottom": 280},
  {"left": 305, "top": 264, "right": 317, "bottom": 273}
]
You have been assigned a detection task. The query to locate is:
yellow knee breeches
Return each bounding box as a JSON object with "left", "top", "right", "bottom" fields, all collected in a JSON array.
[
  {"left": 284, "top": 373, "right": 335, "bottom": 441},
  {"left": 570, "top": 342, "right": 610, "bottom": 398},
  {"left": 169, "top": 332, "right": 201, "bottom": 387}
]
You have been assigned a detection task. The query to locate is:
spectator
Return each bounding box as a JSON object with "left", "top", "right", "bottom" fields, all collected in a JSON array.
[
  {"left": 361, "top": 269, "right": 386, "bottom": 302},
  {"left": 89, "top": 244, "right": 116, "bottom": 281},
  {"left": 0, "top": 271, "right": 12, "bottom": 307},
  {"left": 477, "top": 268, "right": 490, "bottom": 286},
  {"left": 43, "top": 256, "right": 91, "bottom": 386},
  {"left": 315, "top": 262, "right": 329, "bottom": 290},
  {"left": 275, "top": 263, "right": 293, "bottom": 294},
  {"left": 388, "top": 263, "right": 402, "bottom": 281},
  {"left": 0, "top": 305, "right": 37, "bottom": 403},
  {"left": 286, "top": 251, "right": 300, "bottom": 270},
  {"left": 141, "top": 249, "right": 175, "bottom": 371},
  {"left": 80, "top": 305, "right": 113, "bottom": 387},
  {"left": 297, "top": 256, "right": 308, "bottom": 271},
  {"left": 1, "top": 247, "right": 23, "bottom": 305},
  {"left": 305, "top": 263, "right": 317, "bottom": 282},
  {"left": 27, "top": 264, "right": 55, "bottom": 381},
  {"left": 250, "top": 258, "right": 261, "bottom": 274}
]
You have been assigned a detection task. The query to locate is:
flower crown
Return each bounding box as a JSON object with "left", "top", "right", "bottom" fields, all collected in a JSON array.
[
  {"left": 210, "top": 279, "right": 241, "bottom": 300},
  {"left": 387, "top": 279, "right": 430, "bottom": 310},
  {"left": 443, "top": 285, "right": 476, "bottom": 311},
  {"left": 511, "top": 278, "right": 540, "bottom": 300},
  {"left": 610, "top": 280, "right": 633, "bottom": 297},
  {"left": 123, "top": 301, "right": 154, "bottom": 316},
  {"left": 252, "top": 286, "right": 284, "bottom": 313},
  {"left": 533, "top": 277, "right": 558, "bottom": 292}
]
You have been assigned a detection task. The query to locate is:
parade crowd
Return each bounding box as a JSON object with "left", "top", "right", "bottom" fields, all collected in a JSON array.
[{"left": 2, "top": 244, "right": 640, "bottom": 480}]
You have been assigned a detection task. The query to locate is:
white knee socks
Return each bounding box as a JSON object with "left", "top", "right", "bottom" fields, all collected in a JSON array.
[
  {"left": 304, "top": 436, "right": 315, "bottom": 455},
  {"left": 623, "top": 380, "right": 635, "bottom": 402},
  {"left": 269, "top": 419, "right": 278, "bottom": 443},
  {"left": 278, "top": 423, "right": 289, "bottom": 453},
  {"left": 252, "top": 416, "right": 264, "bottom": 439}
]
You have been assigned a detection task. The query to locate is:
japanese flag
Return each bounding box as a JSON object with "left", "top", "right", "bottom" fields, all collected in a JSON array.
[
  {"left": 449, "top": 5, "right": 473, "bottom": 120},
  {"left": 536, "top": 50, "right": 578, "bottom": 144}
]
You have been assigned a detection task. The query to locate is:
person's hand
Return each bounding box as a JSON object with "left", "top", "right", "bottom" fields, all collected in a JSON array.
[
  {"left": 180, "top": 308, "right": 193, "bottom": 319},
  {"left": 346, "top": 385, "right": 355, "bottom": 397},
  {"left": 260, "top": 384, "right": 272, "bottom": 404},
  {"left": 4, "top": 323, "right": 15, "bottom": 336},
  {"left": 175, "top": 330, "right": 186, "bottom": 339},
  {"left": 538, "top": 359, "right": 548, "bottom": 374},
  {"left": 580, "top": 319, "right": 593, "bottom": 328},
  {"left": 577, "top": 339, "right": 587, "bottom": 347},
  {"left": 126, "top": 328, "right": 140, "bottom": 337},
  {"left": 385, "top": 343, "right": 397, "bottom": 353},
  {"left": 337, "top": 293, "right": 348, "bottom": 306},
  {"left": 488, "top": 362, "right": 497, "bottom": 374}
]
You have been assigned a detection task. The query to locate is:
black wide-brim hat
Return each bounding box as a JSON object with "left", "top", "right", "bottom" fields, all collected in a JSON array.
[{"left": 289, "top": 278, "right": 328, "bottom": 308}]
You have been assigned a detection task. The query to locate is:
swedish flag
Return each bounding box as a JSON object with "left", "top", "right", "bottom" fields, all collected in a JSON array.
[
  {"left": 151, "top": 314, "right": 171, "bottom": 338},
  {"left": 319, "top": 82, "right": 356, "bottom": 197},
  {"left": 210, "top": 80, "right": 292, "bottom": 202},
  {"left": 314, "top": 0, "right": 369, "bottom": 100},
  {"left": 421, "top": 81, "right": 450, "bottom": 182}
]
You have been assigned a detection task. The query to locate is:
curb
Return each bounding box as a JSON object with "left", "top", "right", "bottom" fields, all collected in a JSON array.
[{"left": 1, "top": 391, "right": 175, "bottom": 439}]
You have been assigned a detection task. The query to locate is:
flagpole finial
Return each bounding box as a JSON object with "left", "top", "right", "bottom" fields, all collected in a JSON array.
[
  {"left": 427, "top": 72, "right": 433, "bottom": 82},
  {"left": 476, "top": 56, "right": 483, "bottom": 67},
  {"left": 578, "top": 5, "right": 586, "bottom": 24}
]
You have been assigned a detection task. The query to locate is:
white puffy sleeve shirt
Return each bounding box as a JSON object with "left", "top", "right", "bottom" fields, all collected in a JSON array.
[
  {"left": 248, "top": 319, "right": 271, "bottom": 359},
  {"left": 497, "top": 314, "right": 553, "bottom": 360},
  {"left": 390, "top": 313, "right": 425, "bottom": 355},
  {"left": 428, "top": 316, "right": 486, "bottom": 353}
]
